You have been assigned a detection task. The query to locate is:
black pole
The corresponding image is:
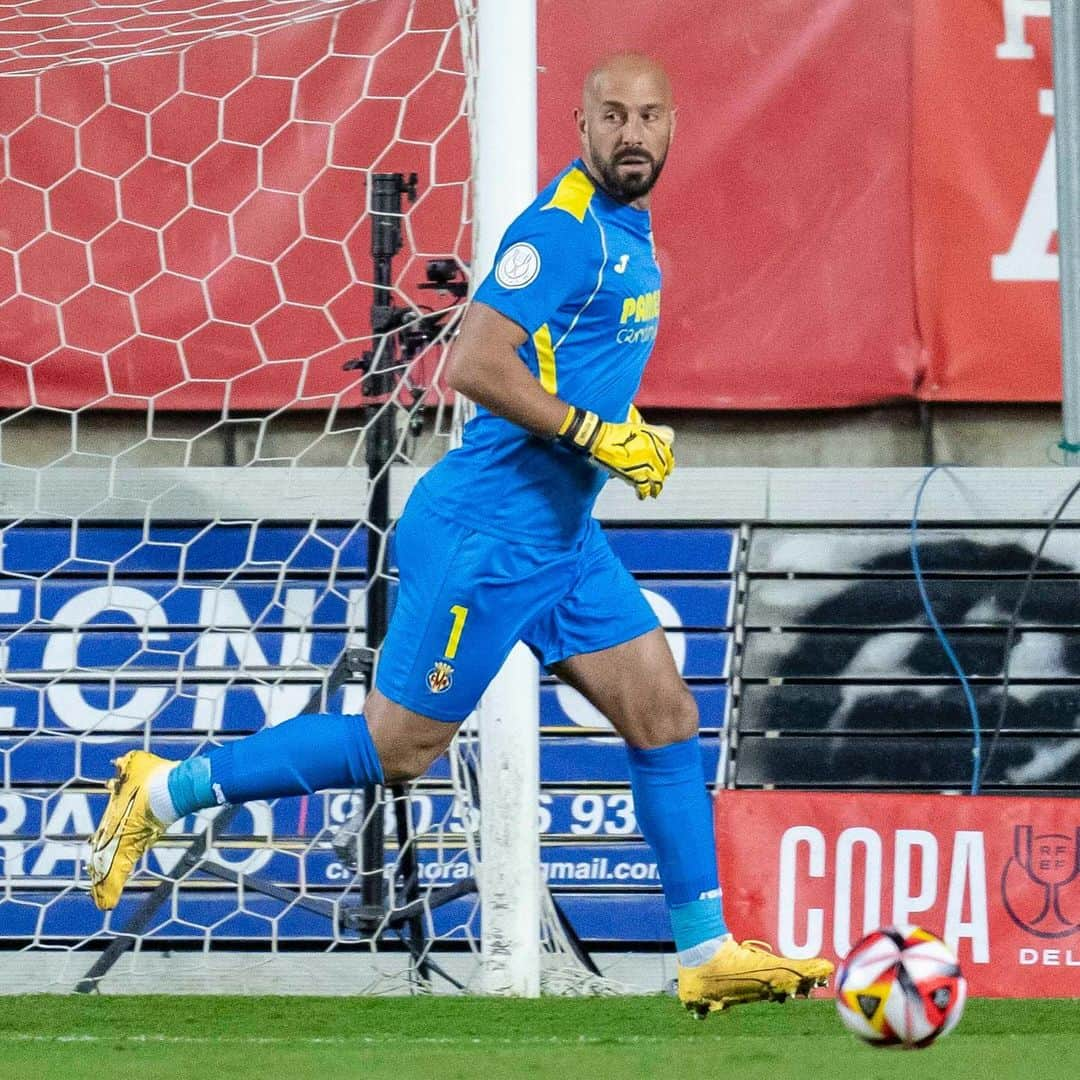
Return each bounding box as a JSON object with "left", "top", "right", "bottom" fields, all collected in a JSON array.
[{"left": 358, "top": 173, "right": 417, "bottom": 927}]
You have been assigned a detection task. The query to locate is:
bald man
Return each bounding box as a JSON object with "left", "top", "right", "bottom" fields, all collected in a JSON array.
[{"left": 88, "top": 53, "right": 832, "bottom": 1013}]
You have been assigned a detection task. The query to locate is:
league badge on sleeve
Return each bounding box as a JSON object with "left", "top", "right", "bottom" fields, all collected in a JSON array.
[
  {"left": 426, "top": 661, "right": 454, "bottom": 694},
  {"left": 495, "top": 242, "right": 540, "bottom": 289}
]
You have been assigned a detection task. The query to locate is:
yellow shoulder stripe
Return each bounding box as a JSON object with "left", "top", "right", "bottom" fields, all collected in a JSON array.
[
  {"left": 533, "top": 323, "right": 557, "bottom": 394},
  {"left": 541, "top": 167, "right": 595, "bottom": 223}
]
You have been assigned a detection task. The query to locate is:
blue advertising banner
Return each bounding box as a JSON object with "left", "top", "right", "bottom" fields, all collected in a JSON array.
[
  {"left": 0, "top": 524, "right": 736, "bottom": 576},
  {"left": 1, "top": 788, "right": 650, "bottom": 842},
  {"left": 0, "top": 681, "right": 729, "bottom": 733},
  {"left": 1, "top": 838, "right": 660, "bottom": 890},
  {"left": 0, "top": 630, "right": 729, "bottom": 677},
  {"left": 0, "top": 524, "right": 368, "bottom": 575},
  {"left": 605, "top": 528, "right": 736, "bottom": 573},
  {"left": 0, "top": 578, "right": 730, "bottom": 630},
  {"left": 0, "top": 522, "right": 736, "bottom": 947},
  {"left": 0, "top": 890, "right": 668, "bottom": 943},
  {"left": 0, "top": 734, "right": 722, "bottom": 785}
]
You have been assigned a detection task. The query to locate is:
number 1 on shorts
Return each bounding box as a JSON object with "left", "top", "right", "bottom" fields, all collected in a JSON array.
[{"left": 444, "top": 604, "right": 469, "bottom": 659}]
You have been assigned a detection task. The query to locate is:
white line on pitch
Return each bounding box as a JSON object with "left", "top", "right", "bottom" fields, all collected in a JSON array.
[{"left": 0, "top": 1032, "right": 742, "bottom": 1047}]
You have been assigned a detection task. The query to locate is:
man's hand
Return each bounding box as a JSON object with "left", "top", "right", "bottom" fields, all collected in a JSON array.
[{"left": 557, "top": 404, "right": 675, "bottom": 500}]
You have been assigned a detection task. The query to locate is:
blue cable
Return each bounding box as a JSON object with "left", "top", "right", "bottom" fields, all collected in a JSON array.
[{"left": 909, "top": 466, "right": 982, "bottom": 795}]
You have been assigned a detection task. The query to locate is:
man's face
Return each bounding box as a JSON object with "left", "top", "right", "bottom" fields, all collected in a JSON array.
[{"left": 577, "top": 61, "right": 674, "bottom": 205}]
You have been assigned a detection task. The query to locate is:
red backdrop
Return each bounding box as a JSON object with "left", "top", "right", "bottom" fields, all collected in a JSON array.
[
  {"left": 913, "top": 0, "right": 1061, "bottom": 400},
  {"left": 538, "top": 0, "right": 921, "bottom": 409},
  {"left": 0, "top": 1, "right": 1065, "bottom": 409}
]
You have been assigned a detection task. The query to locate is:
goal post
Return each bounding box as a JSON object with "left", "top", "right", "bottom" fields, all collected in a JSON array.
[
  {"left": 472, "top": 0, "right": 543, "bottom": 998},
  {"left": 0, "top": 0, "right": 591, "bottom": 997}
]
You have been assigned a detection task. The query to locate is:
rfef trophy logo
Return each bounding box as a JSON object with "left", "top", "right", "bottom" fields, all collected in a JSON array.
[{"left": 1001, "top": 825, "right": 1080, "bottom": 938}]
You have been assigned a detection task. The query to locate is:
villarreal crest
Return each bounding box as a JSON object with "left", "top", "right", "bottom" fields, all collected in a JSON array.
[{"left": 426, "top": 661, "right": 454, "bottom": 693}]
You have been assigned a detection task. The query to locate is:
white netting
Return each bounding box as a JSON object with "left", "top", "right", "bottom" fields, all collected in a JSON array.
[{"left": 0, "top": 0, "right": 620, "bottom": 995}]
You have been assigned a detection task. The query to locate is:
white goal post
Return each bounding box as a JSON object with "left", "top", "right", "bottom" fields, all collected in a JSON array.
[{"left": 472, "top": 0, "right": 543, "bottom": 998}]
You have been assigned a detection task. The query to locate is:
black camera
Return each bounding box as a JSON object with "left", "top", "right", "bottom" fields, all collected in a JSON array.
[{"left": 420, "top": 258, "right": 468, "bottom": 299}]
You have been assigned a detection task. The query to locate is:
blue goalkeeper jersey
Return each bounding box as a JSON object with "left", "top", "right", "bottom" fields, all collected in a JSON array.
[{"left": 418, "top": 159, "right": 662, "bottom": 546}]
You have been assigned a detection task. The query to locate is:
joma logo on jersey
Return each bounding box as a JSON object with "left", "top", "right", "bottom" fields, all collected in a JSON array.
[{"left": 619, "top": 290, "right": 660, "bottom": 324}]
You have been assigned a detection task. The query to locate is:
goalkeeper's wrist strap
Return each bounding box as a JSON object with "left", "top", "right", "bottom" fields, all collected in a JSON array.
[{"left": 556, "top": 405, "right": 602, "bottom": 455}]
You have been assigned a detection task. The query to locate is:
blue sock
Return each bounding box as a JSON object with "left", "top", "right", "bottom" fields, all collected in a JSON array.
[
  {"left": 167, "top": 712, "right": 384, "bottom": 815},
  {"left": 166, "top": 754, "right": 214, "bottom": 817},
  {"left": 626, "top": 737, "right": 728, "bottom": 954}
]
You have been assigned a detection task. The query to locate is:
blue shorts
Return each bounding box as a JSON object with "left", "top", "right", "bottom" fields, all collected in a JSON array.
[{"left": 375, "top": 487, "right": 659, "bottom": 722}]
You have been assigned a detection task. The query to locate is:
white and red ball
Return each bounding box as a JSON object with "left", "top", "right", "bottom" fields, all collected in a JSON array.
[{"left": 835, "top": 926, "right": 966, "bottom": 1048}]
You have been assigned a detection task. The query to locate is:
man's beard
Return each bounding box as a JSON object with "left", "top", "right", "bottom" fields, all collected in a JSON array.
[{"left": 589, "top": 140, "right": 668, "bottom": 203}]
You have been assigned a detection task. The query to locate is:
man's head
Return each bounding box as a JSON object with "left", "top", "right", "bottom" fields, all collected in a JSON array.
[{"left": 576, "top": 53, "right": 675, "bottom": 207}]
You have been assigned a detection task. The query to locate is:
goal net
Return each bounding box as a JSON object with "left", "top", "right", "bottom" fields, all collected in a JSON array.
[{"left": 0, "top": 0, "right": 613, "bottom": 995}]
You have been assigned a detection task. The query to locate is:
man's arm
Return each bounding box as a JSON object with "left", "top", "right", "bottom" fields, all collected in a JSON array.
[
  {"left": 445, "top": 300, "right": 674, "bottom": 500},
  {"left": 445, "top": 300, "right": 568, "bottom": 437}
]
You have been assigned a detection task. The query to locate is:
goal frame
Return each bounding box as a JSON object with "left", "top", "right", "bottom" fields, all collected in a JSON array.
[
  {"left": 0, "top": 0, "right": 547, "bottom": 996},
  {"left": 471, "top": 0, "right": 542, "bottom": 998}
]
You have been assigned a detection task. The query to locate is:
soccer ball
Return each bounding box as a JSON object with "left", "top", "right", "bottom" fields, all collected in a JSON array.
[{"left": 835, "top": 926, "right": 967, "bottom": 1048}]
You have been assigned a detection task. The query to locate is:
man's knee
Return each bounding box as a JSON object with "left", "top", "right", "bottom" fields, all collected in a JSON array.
[
  {"left": 621, "top": 682, "right": 698, "bottom": 749},
  {"left": 364, "top": 691, "right": 458, "bottom": 782},
  {"left": 369, "top": 724, "right": 450, "bottom": 784},
  {"left": 373, "top": 742, "right": 439, "bottom": 784}
]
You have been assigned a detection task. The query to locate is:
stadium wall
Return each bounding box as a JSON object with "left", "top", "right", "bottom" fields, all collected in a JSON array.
[
  {"left": 0, "top": 403, "right": 1069, "bottom": 470},
  {"left": 2, "top": 466, "right": 1079, "bottom": 994}
]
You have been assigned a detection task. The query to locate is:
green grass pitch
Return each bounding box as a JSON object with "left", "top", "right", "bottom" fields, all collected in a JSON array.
[{"left": 1, "top": 995, "right": 1077, "bottom": 1080}]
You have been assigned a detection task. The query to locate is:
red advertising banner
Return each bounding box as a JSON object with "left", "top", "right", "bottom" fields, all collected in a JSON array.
[
  {"left": 0, "top": 2, "right": 1065, "bottom": 409},
  {"left": 537, "top": 0, "right": 921, "bottom": 409},
  {"left": 912, "top": 0, "right": 1061, "bottom": 401},
  {"left": 715, "top": 790, "right": 1080, "bottom": 998}
]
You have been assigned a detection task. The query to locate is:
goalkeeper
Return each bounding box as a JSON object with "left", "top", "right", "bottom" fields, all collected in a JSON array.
[{"left": 89, "top": 52, "right": 832, "bottom": 1014}]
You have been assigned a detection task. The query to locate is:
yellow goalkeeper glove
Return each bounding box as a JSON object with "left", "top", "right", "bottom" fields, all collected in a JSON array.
[{"left": 557, "top": 404, "right": 675, "bottom": 500}]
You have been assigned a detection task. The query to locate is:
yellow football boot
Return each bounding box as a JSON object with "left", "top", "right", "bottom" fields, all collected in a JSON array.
[
  {"left": 784, "top": 951, "right": 836, "bottom": 997},
  {"left": 678, "top": 937, "right": 834, "bottom": 1017},
  {"left": 88, "top": 750, "right": 169, "bottom": 910}
]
